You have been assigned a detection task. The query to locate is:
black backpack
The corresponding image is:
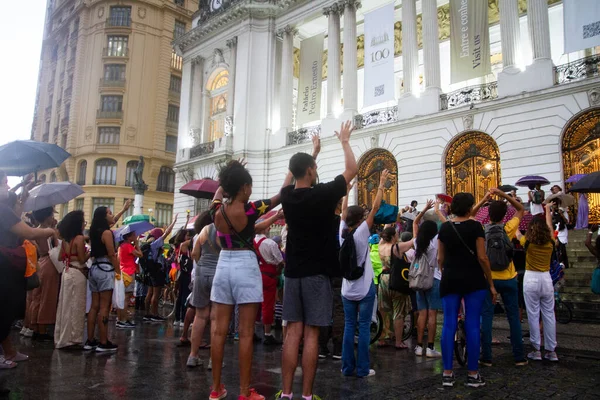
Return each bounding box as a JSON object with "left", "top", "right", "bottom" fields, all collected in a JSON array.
[
  {"left": 484, "top": 224, "right": 514, "bottom": 272},
  {"left": 339, "top": 230, "right": 366, "bottom": 281},
  {"left": 389, "top": 243, "right": 411, "bottom": 293}
]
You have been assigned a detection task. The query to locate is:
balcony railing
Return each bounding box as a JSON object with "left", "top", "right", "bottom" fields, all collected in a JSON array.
[
  {"left": 99, "top": 78, "right": 126, "bottom": 88},
  {"left": 96, "top": 110, "right": 123, "bottom": 119},
  {"left": 171, "top": 52, "right": 183, "bottom": 71},
  {"left": 190, "top": 141, "right": 215, "bottom": 158},
  {"left": 555, "top": 54, "right": 600, "bottom": 85},
  {"left": 287, "top": 125, "right": 321, "bottom": 146},
  {"left": 166, "top": 119, "right": 179, "bottom": 130},
  {"left": 103, "top": 48, "right": 129, "bottom": 58},
  {"left": 440, "top": 81, "right": 498, "bottom": 110},
  {"left": 106, "top": 17, "right": 131, "bottom": 28},
  {"left": 169, "top": 89, "right": 181, "bottom": 101},
  {"left": 354, "top": 106, "right": 398, "bottom": 130}
]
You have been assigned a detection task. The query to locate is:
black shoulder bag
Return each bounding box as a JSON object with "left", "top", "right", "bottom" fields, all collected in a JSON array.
[
  {"left": 220, "top": 206, "right": 259, "bottom": 261},
  {"left": 449, "top": 222, "right": 476, "bottom": 257}
]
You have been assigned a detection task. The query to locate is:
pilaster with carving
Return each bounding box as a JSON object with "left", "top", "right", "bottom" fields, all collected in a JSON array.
[{"left": 225, "top": 36, "right": 238, "bottom": 136}]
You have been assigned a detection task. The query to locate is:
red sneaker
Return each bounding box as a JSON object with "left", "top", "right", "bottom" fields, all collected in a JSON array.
[
  {"left": 209, "top": 384, "right": 227, "bottom": 400},
  {"left": 238, "top": 388, "right": 265, "bottom": 400}
]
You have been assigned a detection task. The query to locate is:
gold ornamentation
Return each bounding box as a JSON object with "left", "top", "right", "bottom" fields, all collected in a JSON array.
[
  {"left": 357, "top": 149, "right": 398, "bottom": 210},
  {"left": 445, "top": 131, "right": 501, "bottom": 203},
  {"left": 562, "top": 109, "right": 600, "bottom": 223}
]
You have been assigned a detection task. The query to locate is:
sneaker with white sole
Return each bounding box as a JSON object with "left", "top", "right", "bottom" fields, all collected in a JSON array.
[
  {"left": 544, "top": 351, "right": 559, "bottom": 362},
  {"left": 426, "top": 348, "right": 442, "bottom": 358},
  {"left": 96, "top": 341, "right": 118, "bottom": 353},
  {"left": 414, "top": 345, "right": 424, "bottom": 356},
  {"left": 209, "top": 384, "right": 227, "bottom": 400},
  {"left": 442, "top": 373, "right": 455, "bottom": 387},
  {"left": 19, "top": 327, "right": 27, "bottom": 336},
  {"left": 527, "top": 350, "right": 542, "bottom": 361},
  {"left": 207, "top": 358, "right": 224, "bottom": 370},
  {"left": 23, "top": 329, "right": 34, "bottom": 338},
  {"left": 83, "top": 339, "right": 99, "bottom": 351},
  {"left": 186, "top": 355, "right": 202, "bottom": 367},
  {"left": 466, "top": 373, "right": 486, "bottom": 388}
]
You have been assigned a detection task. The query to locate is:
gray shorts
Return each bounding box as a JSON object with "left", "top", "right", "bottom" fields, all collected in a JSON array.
[
  {"left": 210, "top": 250, "right": 263, "bottom": 305},
  {"left": 190, "top": 270, "right": 214, "bottom": 309},
  {"left": 89, "top": 258, "right": 115, "bottom": 293},
  {"left": 282, "top": 274, "right": 333, "bottom": 327}
]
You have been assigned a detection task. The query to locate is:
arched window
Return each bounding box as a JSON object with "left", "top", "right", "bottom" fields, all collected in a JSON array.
[
  {"left": 94, "top": 158, "right": 118, "bottom": 185},
  {"left": 125, "top": 160, "right": 138, "bottom": 187},
  {"left": 77, "top": 160, "right": 87, "bottom": 185},
  {"left": 156, "top": 166, "right": 175, "bottom": 193},
  {"left": 209, "top": 70, "right": 229, "bottom": 142},
  {"left": 50, "top": 171, "right": 57, "bottom": 183},
  {"left": 39, "top": 174, "right": 47, "bottom": 183}
]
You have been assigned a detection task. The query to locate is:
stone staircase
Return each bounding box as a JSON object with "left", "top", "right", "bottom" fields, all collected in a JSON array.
[{"left": 560, "top": 230, "right": 600, "bottom": 323}]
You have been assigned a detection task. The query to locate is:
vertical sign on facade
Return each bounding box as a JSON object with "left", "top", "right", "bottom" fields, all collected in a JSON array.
[
  {"left": 296, "top": 33, "right": 325, "bottom": 126},
  {"left": 450, "top": 0, "right": 491, "bottom": 84},
  {"left": 363, "top": 3, "right": 396, "bottom": 108},
  {"left": 564, "top": 0, "right": 600, "bottom": 54}
]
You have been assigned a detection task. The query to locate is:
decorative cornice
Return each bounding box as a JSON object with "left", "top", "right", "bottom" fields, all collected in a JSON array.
[
  {"left": 226, "top": 36, "right": 238, "bottom": 48},
  {"left": 276, "top": 25, "right": 298, "bottom": 39},
  {"left": 342, "top": 0, "right": 361, "bottom": 12},
  {"left": 323, "top": 3, "right": 341, "bottom": 17},
  {"left": 191, "top": 55, "right": 204, "bottom": 65}
]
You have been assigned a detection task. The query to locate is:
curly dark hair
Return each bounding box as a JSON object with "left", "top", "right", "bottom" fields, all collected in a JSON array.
[
  {"left": 415, "top": 220, "right": 438, "bottom": 259},
  {"left": 219, "top": 160, "right": 252, "bottom": 199},
  {"left": 525, "top": 215, "right": 552, "bottom": 246},
  {"left": 58, "top": 210, "right": 85, "bottom": 242}
]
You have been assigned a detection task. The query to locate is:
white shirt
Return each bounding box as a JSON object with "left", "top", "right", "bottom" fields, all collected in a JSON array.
[
  {"left": 340, "top": 221, "right": 374, "bottom": 301},
  {"left": 413, "top": 235, "right": 442, "bottom": 280},
  {"left": 556, "top": 209, "right": 569, "bottom": 244},
  {"left": 255, "top": 234, "right": 284, "bottom": 265}
]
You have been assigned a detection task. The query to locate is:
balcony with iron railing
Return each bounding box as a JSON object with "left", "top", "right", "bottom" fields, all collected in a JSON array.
[
  {"left": 97, "top": 110, "right": 123, "bottom": 120},
  {"left": 190, "top": 141, "right": 215, "bottom": 159},
  {"left": 440, "top": 82, "right": 498, "bottom": 110},
  {"left": 169, "top": 89, "right": 181, "bottom": 101},
  {"left": 554, "top": 54, "right": 600, "bottom": 85},
  {"left": 103, "top": 47, "right": 129, "bottom": 58},
  {"left": 105, "top": 16, "right": 131, "bottom": 29},
  {"left": 99, "top": 78, "right": 126, "bottom": 88}
]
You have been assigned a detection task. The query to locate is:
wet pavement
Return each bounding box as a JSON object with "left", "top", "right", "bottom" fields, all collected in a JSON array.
[{"left": 2, "top": 314, "right": 600, "bottom": 400}]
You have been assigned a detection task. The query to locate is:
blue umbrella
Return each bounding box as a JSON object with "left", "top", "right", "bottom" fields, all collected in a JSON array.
[
  {"left": 0, "top": 140, "right": 70, "bottom": 177},
  {"left": 566, "top": 173, "right": 586, "bottom": 183},
  {"left": 23, "top": 182, "right": 84, "bottom": 212},
  {"left": 569, "top": 171, "right": 600, "bottom": 193},
  {"left": 114, "top": 221, "right": 155, "bottom": 243}
]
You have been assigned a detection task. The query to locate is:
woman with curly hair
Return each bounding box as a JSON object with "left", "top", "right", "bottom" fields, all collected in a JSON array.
[
  {"left": 208, "top": 160, "right": 286, "bottom": 400},
  {"left": 516, "top": 203, "right": 558, "bottom": 362}
]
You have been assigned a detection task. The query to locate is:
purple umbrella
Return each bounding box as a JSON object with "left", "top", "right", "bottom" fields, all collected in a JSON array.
[
  {"left": 515, "top": 175, "right": 550, "bottom": 187},
  {"left": 566, "top": 174, "right": 586, "bottom": 183}
]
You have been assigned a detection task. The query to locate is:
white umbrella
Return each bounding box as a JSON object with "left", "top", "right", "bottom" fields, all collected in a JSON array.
[{"left": 23, "top": 182, "right": 84, "bottom": 212}]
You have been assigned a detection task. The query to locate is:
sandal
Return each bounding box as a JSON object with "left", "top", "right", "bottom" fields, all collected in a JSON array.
[
  {"left": 198, "top": 342, "right": 211, "bottom": 349},
  {"left": 0, "top": 357, "right": 17, "bottom": 369}
]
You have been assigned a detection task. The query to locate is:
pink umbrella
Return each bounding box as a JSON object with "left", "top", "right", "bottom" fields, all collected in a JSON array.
[
  {"left": 180, "top": 179, "right": 219, "bottom": 199},
  {"left": 474, "top": 205, "right": 533, "bottom": 231}
]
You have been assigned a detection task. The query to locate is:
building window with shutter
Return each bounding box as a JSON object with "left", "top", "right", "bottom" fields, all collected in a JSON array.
[
  {"left": 94, "top": 158, "right": 118, "bottom": 185},
  {"left": 77, "top": 160, "right": 87, "bottom": 185},
  {"left": 156, "top": 167, "right": 175, "bottom": 192}
]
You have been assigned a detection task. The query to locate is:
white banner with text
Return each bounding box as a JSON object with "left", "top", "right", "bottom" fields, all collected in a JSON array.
[
  {"left": 564, "top": 0, "right": 600, "bottom": 54},
  {"left": 297, "top": 33, "right": 324, "bottom": 126}
]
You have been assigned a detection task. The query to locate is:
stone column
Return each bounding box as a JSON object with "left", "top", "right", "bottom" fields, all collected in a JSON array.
[
  {"left": 324, "top": 4, "right": 342, "bottom": 118},
  {"left": 225, "top": 37, "right": 237, "bottom": 136},
  {"left": 499, "top": 0, "right": 521, "bottom": 72},
  {"left": 189, "top": 56, "right": 204, "bottom": 144},
  {"left": 422, "top": 0, "right": 441, "bottom": 92},
  {"left": 342, "top": 0, "right": 360, "bottom": 118},
  {"left": 527, "top": 0, "right": 552, "bottom": 62},
  {"left": 401, "top": 0, "right": 418, "bottom": 97},
  {"left": 202, "top": 90, "right": 211, "bottom": 143},
  {"left": 278, "top": 26, "right": 296, "bottom": 133}
]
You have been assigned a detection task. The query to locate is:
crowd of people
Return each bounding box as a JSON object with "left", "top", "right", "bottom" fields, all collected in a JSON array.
[{"left": 1, "top": 119, "right": 599, "bottom": 400}]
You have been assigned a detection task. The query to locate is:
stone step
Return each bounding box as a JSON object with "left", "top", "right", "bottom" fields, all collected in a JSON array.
[
  {"left": 563, "top": 286, "right": 596, "bottom": 294},
  {"left": 560, "top": 292, "right": 600, "bottom": 303}
]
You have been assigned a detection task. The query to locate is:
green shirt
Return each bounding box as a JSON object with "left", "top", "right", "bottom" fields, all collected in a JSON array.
[{"left": 370, "top": 244, "right": 382, "bottom": 284}]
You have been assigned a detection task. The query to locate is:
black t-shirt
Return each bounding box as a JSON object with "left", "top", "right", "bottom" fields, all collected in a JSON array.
[
  {"left": 438, "top": 219, "right": 488, "bottom": 297},
  {"left": 0, "top": 204, "right": 21, "bottom": 248},
  {"left": 282, "top": 175, "right": 347, "bottom": 278}
]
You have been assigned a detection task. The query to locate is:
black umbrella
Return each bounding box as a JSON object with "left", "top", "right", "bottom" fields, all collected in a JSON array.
[
  {"left": 498, "top": 184, "right": 518, "bottom": 192},
  {"left": 569, "top": 171, "right": 600, "bottom": 193},
  {"left": 0, "top": 140, "right": 70, "bottom": 177}
]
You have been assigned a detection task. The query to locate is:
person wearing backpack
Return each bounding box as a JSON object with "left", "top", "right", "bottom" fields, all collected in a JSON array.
[
  {"left": 476, "top": 188, "right": 528, "bottom": 368},
  {"left": 338, "top": 170, "right": 389, "bottom": 378},
  {"left": 528, "top": 184, "right": 545, "bottom": 216},
  {"left": 411, "top": 200, "right": 442, "bottom": 358}
]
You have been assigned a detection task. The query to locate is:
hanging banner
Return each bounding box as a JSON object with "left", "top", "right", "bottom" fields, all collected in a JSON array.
[
  {"left": 363, "top": 2, "right": 396, "bottom": 107},
  {"left": 564, "top": 0, "right": 600, "bottom": 54},
  {"left": 296, "top": 33, "right": 324, "bottom": 126},
  {"left": 450, "top": 0, "right": 491, "bottom": 84}
]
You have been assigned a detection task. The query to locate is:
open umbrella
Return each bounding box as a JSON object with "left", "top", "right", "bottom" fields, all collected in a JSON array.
[
  {"left": 569, "top": 171, "right": 600, "bottom": 193},
  {"left": 0, "top": 140, "right": 70, "bottom": 177},
  {"left": 566, "top": 173, "right": 586, "bottom": 184},
  {"left": 515, "top": 175, "right": 550, "bottom": 187},
  {"left": 23, "top": 182, "right": 84, "bottom": 212},
  {"left": 180, "top": 179, "right": 219, "bottom": 199},
  {"left": 114, "top": 221, "right": 154, "bottom": 243},
  {"left": 474, "top": 205, "right": 533, "bottom": 231},
  {"left": 256, "top": 210, "right": 285, "bottom": 226},
  {"left": 123, "top": 214, "right": 156, "bottom": 225},
  {"left": 436, "top": 194, "right": 453, "bottom": 204},
  {"left": 544, "top": 193, "right": 575, "bottom": 207},
  {"left": 498, "top": 184, "right": 518, "bottom": 192}
]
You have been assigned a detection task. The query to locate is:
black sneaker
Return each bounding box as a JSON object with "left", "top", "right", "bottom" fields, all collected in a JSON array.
[
  {"left": 143, "top": 315, "right": 153, "bottom": 322},
  {"left": 116, "top": 321, "right": 128, "bottom": 329},
  {"left": 150, "top": 315, "right": 165, "bottom": 322},
  {"left": 126, "top": 320, "right": 136, "bottom": 327},
  {"left": 83, "top": 339, "right": 99, "bottom": 351},
  {"left": 332, "top": 352, "right": 342, "bottom": 360},
  {"left": 263, "top": 335, "right": 281, "bottom": 346},
  {"left": 442, "top": 373, "right": 455, "bottom": 387},
  {"left": 319, "top": 347, "right": 330, "bottom": 359},
  {"left": 96, "top": 341, "right": 118, "bottom": 353},
  {"left": 466, "top": 373, "right": 486, "bottom": 388}
]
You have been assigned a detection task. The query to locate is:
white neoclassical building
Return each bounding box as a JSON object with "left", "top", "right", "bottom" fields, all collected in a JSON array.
[{"left": 172, "top": 0, "right": 600, "bottom": 224}]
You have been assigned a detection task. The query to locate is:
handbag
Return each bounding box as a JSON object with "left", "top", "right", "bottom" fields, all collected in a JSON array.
[
  {"left": 374, "top": 200, "right": 400, "bottom": 225},
  {"left": 23, "top": 240, "right": 40, "bottom": 291},
  {"left": 49, "top": 238, "right": 64, "bottom": 274},
  {"left": 591, "top": 266, "right": 600, "bottom": 295},
  {"left": 389, "top": 244, "right": 411, "bottom": 293}
]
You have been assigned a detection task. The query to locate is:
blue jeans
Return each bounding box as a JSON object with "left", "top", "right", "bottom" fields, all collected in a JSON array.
[
  {"left": 441, "top": 290, "right": 488, "bottom": 371},
  {"left": 481, "top": 278, "right": 524, "bottom": 362},
  {"left": 342, "top": 282, "right": 376, "bottom": 377}
]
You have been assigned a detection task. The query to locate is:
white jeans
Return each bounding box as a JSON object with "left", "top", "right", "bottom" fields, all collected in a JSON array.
[{"left": 523, "top": 270, "right": 557, "bottom": 352}]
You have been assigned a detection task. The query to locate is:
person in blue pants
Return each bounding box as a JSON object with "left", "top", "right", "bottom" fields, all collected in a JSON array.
[{"left": 437, "top": 193, "right": 497, "bottom": 388}]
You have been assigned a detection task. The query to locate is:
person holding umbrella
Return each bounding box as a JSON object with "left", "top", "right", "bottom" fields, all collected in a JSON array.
[{"left": 528, "top": 183, "right": 545, "bottom": 216}]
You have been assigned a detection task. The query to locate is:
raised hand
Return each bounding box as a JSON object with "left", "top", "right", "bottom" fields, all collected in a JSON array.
[
  {"left": 311, "top": 133, "right": 321, "bottom": 158},
  {"left": 276, "top": 209, "right": 284, "bottom": 220},
  {"left": 425, "top": 199, "right": 435, "bottom": 211},
  {"left": 334, "top": 120, "right": 354, "bottom": 144},
  {"left": 379, "top": 169, "right": 390, "bottom": 188},
  {"left": 123, "top": 199, "right": 133, "bottom": 210}
]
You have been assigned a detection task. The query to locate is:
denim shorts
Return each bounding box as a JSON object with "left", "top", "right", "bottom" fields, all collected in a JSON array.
[
  {"left": 89, "top": 257, "right": 115, "bottom": 293},
  {"left": 416, "top": 278, "right": 442, "bottom": 311},
  {"left": 210, "top": 250, "right": 263, "bottom": 305}
]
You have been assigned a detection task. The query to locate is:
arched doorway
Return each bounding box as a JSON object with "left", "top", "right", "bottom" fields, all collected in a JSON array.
[
  {"left": 445, "top": 131, "right": 501, "bottom": 202},
  {"left": 357, "top": 149, "right": 398, "bottom": 209},
  {"left": 562, "top": 108, "right": 600, "bottom": 223}
]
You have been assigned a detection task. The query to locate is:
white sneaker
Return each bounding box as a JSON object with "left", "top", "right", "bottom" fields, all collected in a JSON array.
[
  {"left": 179, "top": 321, "right": 185, "bottom": 327},
  {"left": 23, "top": 329, "right": 34, "bottom": 338},
  {"left": 527, "top": 350, "right": 542, "bottom": 361},
  {"left": 19, "top": 327, "right": 27, "bottom": 336},
  {"left": 186, "top": 355, "right": 202, "bottom": 367},
  {"left": 414, "top": 345, "right": 423, "bottom": 356},
  {"left": 544, "top": 351, "right": 559, "bottom": 362},
  {"left": 366, "top": 369, "right": 376, "bottom": 377},
  {"left": 173, "top": 320, "right": 180, "bottom": 327},
  {"left": 426, "top": 348, "right": 442, "bottom": 358},
  {"left": 207, "top": 358, "right": 225, "bottom": 370}
]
